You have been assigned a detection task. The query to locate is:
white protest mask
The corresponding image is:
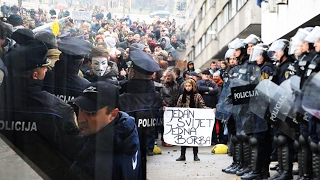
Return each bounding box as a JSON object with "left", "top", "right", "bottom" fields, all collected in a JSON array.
[{"left": 91, "top": 57, "right": 108, "bottom": 76}]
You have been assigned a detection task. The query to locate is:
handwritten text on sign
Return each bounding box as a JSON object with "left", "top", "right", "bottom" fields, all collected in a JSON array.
[{"left": 163, "top": 107, "right": 215, "bottom": 146}]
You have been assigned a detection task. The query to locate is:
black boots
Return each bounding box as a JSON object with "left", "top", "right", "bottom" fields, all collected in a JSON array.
[
  {"left": 237, "top": 136, "right": 251, "bottom": 176},
  {"left": 294, "top": 135, "right": 312, "bottom": 179},
  {"left": 225, "top": 136, "right": 242, "bottom": 174},
  {"left": 176, "top": 155, "right": 186, "bottom": 161},
  {"left": 194, "top": 154, "right": 200, "bottom": 161},
  {"left": 310, "top": 141, "right": 320, "bottom": 179},
  {"left": 176, "top": 148, "right": 186, "bottom": 161},
  {"left": 176, "top": 147, "right": 200, "bottom": 161},
  {"left": 241, "top": 136, "right": 260, "bottom": 180},
  {"left": 268, "top": 135, "right": 293, "bottom": 180}
]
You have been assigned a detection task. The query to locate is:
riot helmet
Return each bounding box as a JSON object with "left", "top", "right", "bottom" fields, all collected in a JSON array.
[
  {"left": 249, "top": 43, "right": 269, "bottom": 65},
  {"left": 225, "top": 49, "right": 237, "bottom": 67},
  {"left": 291, "top": 27, "right": 314, "bottom": 55},
  {"left": 243, "top": 34, "right": 263, "bottom": 55},
  {"left": 224, "top": 48, "right": 236, "bottom": 59},
  {"left": 228, "top": 38, "right": 246, "bottom": 50},
  {"left": 243, "top": 34, "right": 263, "bottom": 45},
  {"left": 304, "top": 26, "right": 320, "bottom": 53},
  {"left": 304, "top": 26, "right": 320, "bottom": 43},
  {"left": 267, "top": 39, "right": 289, "bottom": 61}
]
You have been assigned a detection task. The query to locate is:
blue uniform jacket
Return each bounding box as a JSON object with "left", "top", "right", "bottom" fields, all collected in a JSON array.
[{"left": 68, "top": 111, "right": 141, "bottom": 180}]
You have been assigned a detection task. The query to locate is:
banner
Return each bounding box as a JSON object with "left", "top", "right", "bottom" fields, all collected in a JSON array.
[
  {"left": 71, "top": 11, "right": 92, "bottom": 21},
  {"left": 163, "top": 107, "right": 215, "bottom": 146}
]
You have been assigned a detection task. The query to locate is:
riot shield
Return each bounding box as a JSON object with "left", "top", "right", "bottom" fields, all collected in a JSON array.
[
  {"left": 228, "top": 63, "right": 267, "bottom": 134},
  {"left": 250, "top": 79, "right": 297, "bottom": 139},
  {"left": 215, "top": 80, "right": 232, "bottom": 121},
  {"left": 269, "top": 77, "right": 300, "bottom": 131},
  {"left": 302, "top": 72, "right": 320, "bottom": 121},
  {"left": 289, "top": 75, "right": 309, "bottom": 125}
]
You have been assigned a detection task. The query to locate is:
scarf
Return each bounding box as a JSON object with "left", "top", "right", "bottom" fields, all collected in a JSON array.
[{"left": 182, "top": 89, "right": 195, "bottom": 108}]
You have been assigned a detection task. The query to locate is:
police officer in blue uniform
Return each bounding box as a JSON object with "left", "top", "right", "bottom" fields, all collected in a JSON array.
[
  {"left": 67, "top": 81, "right": 141, "bottom": 180},
  {"left": 43, "top": 36, "right": 92, "bottom": 103},
  {"left": 119, "top": 49, "right": 162, "bottom": 180},
  {"left": 0, "top": 40, "right": 83, "bottom": 180}
]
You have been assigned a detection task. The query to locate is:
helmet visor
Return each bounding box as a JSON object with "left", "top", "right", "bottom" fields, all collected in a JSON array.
[
  {"left": 249, "top": 46, "right": 265, "bottom": 62},
  {"left": 288, "top": 37, "right": 302, "bottom": 55},
  {"left": 267, "top": 40, "right": 288, "bottom": 60},
  {"left": 304, "top": 26, "right": 320, "bottom": 43}
]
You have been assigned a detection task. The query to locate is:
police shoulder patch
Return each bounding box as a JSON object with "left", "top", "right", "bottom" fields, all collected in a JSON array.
[{"left": 285, "top": 71, "right": 290, "bottom": 79}]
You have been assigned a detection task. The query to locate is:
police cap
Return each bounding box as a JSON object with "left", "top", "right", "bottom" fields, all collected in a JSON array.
[
  {"left": 58, "top": 36, "right": 92, "bottom": 58},
  {"left": 70, "top": 81, "right": 119, "bottom": 112},
  {"left": 128, "top": 50, "right": 161, "bottom": 75},
  {"left": 4, "top": 40, "right": 50, "bottom": 71}
]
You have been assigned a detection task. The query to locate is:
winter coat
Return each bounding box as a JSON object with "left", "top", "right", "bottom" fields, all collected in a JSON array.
[
  {"left": 176, "top": 93, "right": 206, "bottom": 108},
  {"left": 196, "top": 80, "right": 219, "bottom": 108},
  {"left": 160, "top": 81, "right": 179, "bottom": 107}
]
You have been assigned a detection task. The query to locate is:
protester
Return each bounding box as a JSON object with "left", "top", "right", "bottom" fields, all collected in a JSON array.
[{"left": 175, "top": 78, "right": 206, "bottom": 161}]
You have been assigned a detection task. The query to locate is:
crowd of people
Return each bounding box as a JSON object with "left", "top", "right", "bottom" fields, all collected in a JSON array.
[{"left": 0, "top": 2, "right": 320, "bottom": 180}]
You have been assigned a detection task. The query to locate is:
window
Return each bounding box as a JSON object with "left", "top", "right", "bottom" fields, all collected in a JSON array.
[
  {"left": 237, "top": 0, "right": 248, "bottom": 11},
  {"left": 201, "top": 3, "right": 206, "bottom": 18},
  {"left": 217, "top": 13, "right": 223, "bottom": 32},
  {"left": 195, "top": 39, "right": 202, "bottom": 57},
  {"left": 206, "top": 27, "right": 212, "bottom": 46},
  {"left": 211, "top": 19, "right": 217, "bottom": 40},
  {"left": 201, "top": 34, "right": 206, "bottom": 50},
  {"left": 229, "top": 0, "right": 237, "bottom": 19},
  {"left": 223, "top": 4, "right": 229, "bottom": 25}
]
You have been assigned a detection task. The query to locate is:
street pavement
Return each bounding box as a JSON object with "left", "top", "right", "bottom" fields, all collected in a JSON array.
[
  {"left": 147, "top": 139, "right": 297, "bottom": 180},
  {"left": 0, "top": 135, "right": 42, "bottom": 180}
]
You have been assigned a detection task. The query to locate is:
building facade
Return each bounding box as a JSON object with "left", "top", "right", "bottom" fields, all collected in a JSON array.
[
  {"left": 261, "top": 0, "right": 320, "bottom": 44},
  {"left": 184, "top": 0, "right": 262, "bottom": 69}
]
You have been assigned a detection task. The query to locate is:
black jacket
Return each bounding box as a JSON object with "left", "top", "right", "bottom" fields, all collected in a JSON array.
[
  {"left": 119, "top": 79, "right": 163, "bottom": 128},
  {"left": 196, "top": 79, "right": 219, "bottom": 108},
  {"left": 43, "top": 56, "right": 90, "bottom": 103},
  {"left": 0, "top": 77, "right": 83, "bottom": 180}
]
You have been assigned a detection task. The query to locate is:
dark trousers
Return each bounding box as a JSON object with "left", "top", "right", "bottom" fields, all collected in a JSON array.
[{"left": 181, "top": 146, "right": 198, "bottom": 155}]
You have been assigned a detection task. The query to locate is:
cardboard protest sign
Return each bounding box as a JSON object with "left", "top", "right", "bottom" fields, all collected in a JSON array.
[
  {"left": 163, "top": 107, "right": 215, "bottom": 146},
  {"left": 71, "top": 11, "right": 92, "bottom": 21}
]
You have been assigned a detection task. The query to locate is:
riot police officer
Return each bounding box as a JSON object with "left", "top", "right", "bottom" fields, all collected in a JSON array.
[
  {"left": 43, "top": 36, "right": 92, "bottom": 103},
  {"left": 288, "top": 27, "right": 315, "bottom": 179},
  {"left": 241, "top": 43, "right": 273, "bottom": 180},
  {"left": 267, "top": 39, "right": 295, "bottom": 180},
  {"left": 119, "top": 49, "right": 162, "bottom": 180},
  {"left": 301, "top": 26, "right": 320, "bottom": 179}
]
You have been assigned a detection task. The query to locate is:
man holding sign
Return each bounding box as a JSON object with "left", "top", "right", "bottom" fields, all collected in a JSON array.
[{"left": 163, "top": 79, "right": 215, "bottom": 161}]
